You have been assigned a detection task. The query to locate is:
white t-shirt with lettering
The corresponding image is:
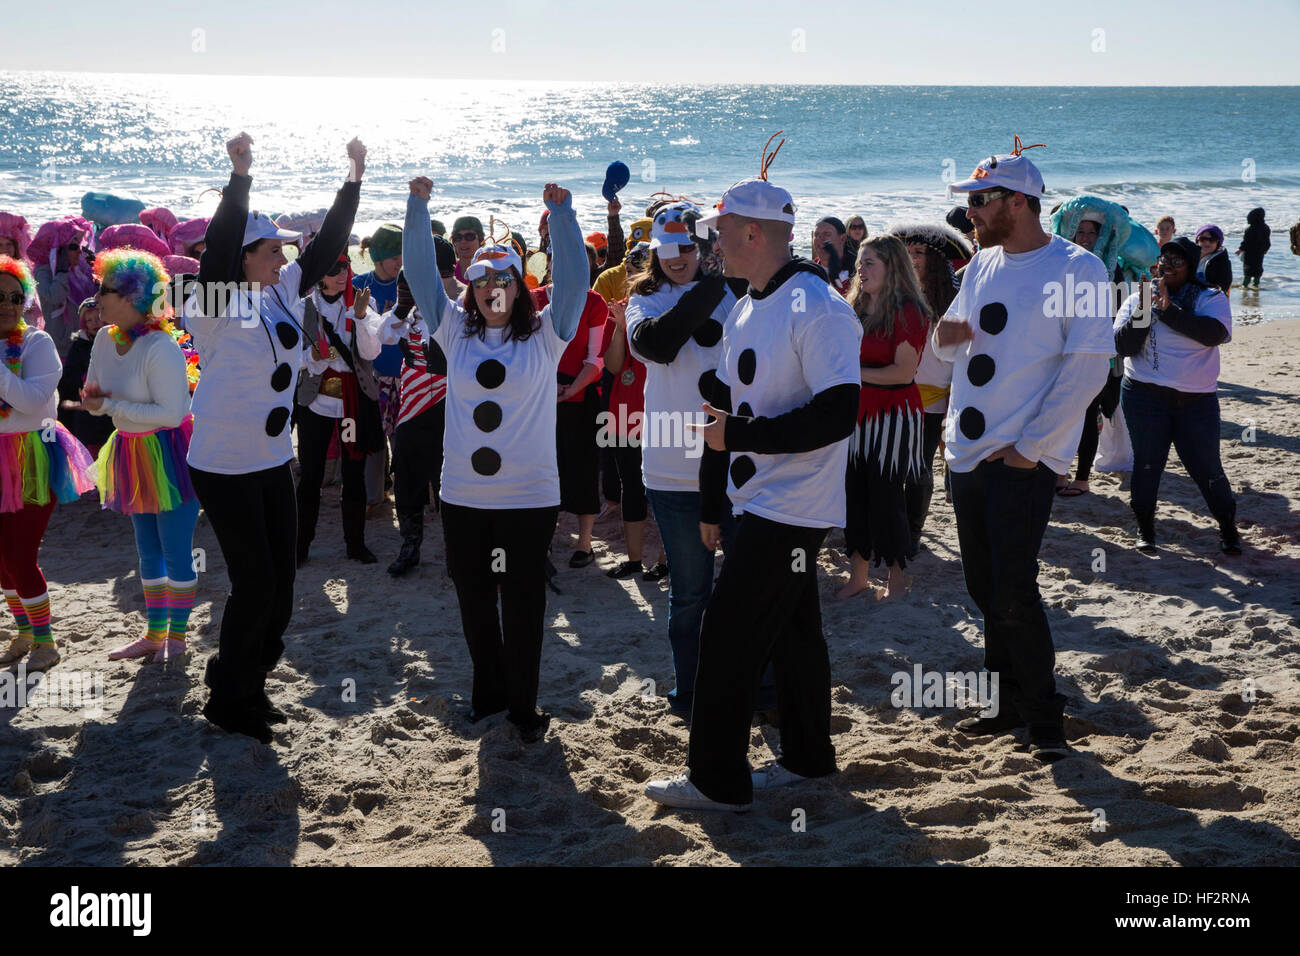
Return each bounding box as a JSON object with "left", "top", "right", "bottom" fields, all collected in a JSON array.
[{"left": 1115, "top": 285, "right": 1231, "bottom": 394}]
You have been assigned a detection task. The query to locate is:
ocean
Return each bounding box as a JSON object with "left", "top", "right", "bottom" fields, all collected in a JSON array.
[{"left": 2, "top": 72, "right": 1297, "bottom": 321}]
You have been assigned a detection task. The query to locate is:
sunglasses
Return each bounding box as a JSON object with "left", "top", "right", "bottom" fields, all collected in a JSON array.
[
  {"left": 1156, "top": 256, "right": 1188, "bottom": 269},
  {"left": 453, "top": 231, "right": 482, "bottom": 243},
  {"left": 967, "top": 188, "right": 1014, "bottom": 209},
  {"left": 470, "top": 272, "right": 516, "bottom": 289},
  {"left": 65, "top": 243, "right": 82, "bottom": 252},
  {"left": 0, "top": 291, "right": 24, "bottom": 306},
  {"left": 325, "top": 261, "right": 349, "bottom": 276},
  {"left": 1196, "top": 236, "right": 1216, "bottom": 243}
]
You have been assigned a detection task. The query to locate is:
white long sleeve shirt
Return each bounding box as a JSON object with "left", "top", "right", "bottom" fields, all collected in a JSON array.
[
  {"left": 0, "top": 328, "right": 60, "bottom": 435},
  {"left": 85, "top": 327, "right": 191, "bottom": 433}
]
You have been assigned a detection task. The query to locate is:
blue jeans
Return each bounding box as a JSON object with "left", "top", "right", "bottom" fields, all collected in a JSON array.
[
  {"left": 130, "top": 499, "right": 201, "bottom": 583},
  {"left": 645, "top": 488, "right": 736, "bottom": 699},
  {"left": 1120, "top": 378, "right": 1235, "bottom": 522}
]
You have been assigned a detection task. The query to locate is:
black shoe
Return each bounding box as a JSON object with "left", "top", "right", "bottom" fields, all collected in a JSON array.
[
  {"left": 387, "top": 541, "right": 420, "bottom": 576},
  {"left": 1134, "top": 512, "right": 1157, "bottom": 553},
  {"left": 1028, "top": 731, "right": 1071, "bottom": 762},
  {"left": 1218, "top": 519, "right": 1243, "bottom": 555},
  {"left": 203, "top": 698, "right": 273, "bottom": 744},
  {"left": 666, "top": 692, "right": 693, "bottom": 720},
  {"left": 642, "top": 562, "right": 669, "bottom": 582},
  {"left": 955, "top": 711, "right": 1026, "bottom": 737},
  {"left": 510, "top": 710, "right": 551, "bottom": 743},
  {"left": 467, "top": 703, "right": 508, "bottom": 724},
  {"left": 257, "top": 692, "right": 288, "bottom": 724},
  {"left": 568, "top": 549, "right": 595, "bottom": 569},
  {"left": 605, "top": 559, "right": 643, "bottom": 579}
]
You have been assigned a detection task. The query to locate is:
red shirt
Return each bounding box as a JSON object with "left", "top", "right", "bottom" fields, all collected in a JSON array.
[
  {"left": 600, "top": 318, "right": 646, "bottom": 439},
  {"left": 858, "top": 301, "right": 927, "bottom": 423},
  {"left": 533, "top": 287, "right": 609, "bottom": 402}
]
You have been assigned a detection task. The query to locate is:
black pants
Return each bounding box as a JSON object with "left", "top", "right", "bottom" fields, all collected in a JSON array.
[
  {"left": 441, "top": 502, "right": 559, "bottom": 728},
  {"left": 1073, "top": 393, "right": 1104, "bottom": 482},
  {"left": 949, "top": 459, "right": 1064, "bottom": 735},
  {"left": 191, "top": 463, "right": 296, "bottom": 704},
  {"left": 392, "top": 403, "right": 445, "bottom": 517},
  {"left": 556, "top": 389, "right": 600, "bottom": 516},
  {"left": 297, "top": 407, "right": 366, "bottom": 548},
  {"left": 905, "top": 411, "right": 946, "bottom": 550},
  {"left": 687, "top": 513, "right": 836, "bottom": 805},
  {"left": 612, "top": 443, "right": 647, "bottom": 523},
  {"left": 599, "top": 368, "right": 622, "bottom": 504}
]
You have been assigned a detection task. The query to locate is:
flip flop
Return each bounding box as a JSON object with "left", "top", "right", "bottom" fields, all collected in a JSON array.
[
  {"left": 601, "top": 161, "right": 630, "bottom": 202},
  {"left": 1056, "top": 486, "right": 1089, "bottom": 498}
]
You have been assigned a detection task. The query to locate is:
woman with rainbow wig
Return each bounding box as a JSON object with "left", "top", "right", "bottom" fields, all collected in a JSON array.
[
  {"left": 76, "top": 249, "right": 199, "bottom": 664},
  {"left": 0, "top": 256, "right": 96, "bottom": 673},
  {"left": 0, "top": 211, "right": 45, "bottom": 329}
]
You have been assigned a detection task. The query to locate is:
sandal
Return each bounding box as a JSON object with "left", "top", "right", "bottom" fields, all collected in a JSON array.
[
  {"left": 605, "top": 559, "right": 643, "bottom": 579},
  {"left": 1056, "top": 485, "right": 1089, "bottom": 498}
]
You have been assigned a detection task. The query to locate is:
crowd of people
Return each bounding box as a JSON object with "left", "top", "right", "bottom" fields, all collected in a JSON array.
[{"left": 0, "top": 129, "right": 1284, "bottom": 810}]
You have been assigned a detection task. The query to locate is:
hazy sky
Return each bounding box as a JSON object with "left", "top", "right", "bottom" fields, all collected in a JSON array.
[{"left": 9, "top": 0, "right": 1300, "bottom": 85}]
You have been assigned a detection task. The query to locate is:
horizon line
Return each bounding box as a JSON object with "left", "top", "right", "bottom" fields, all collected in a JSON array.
[{"left": 3, "top": 68, "right": 1298, "bottom": 88}]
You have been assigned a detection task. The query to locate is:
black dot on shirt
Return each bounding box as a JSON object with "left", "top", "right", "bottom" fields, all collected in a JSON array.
[
  {"left": 270, "top": 362, "right": 292, "bottom": 393},
  {"left": 473, "top": 401, "right": 503, "bottom": 432},
  {"left": 475, "top": 359, "right": 506, "bottom": 389},
  {"left": 978, "top": 302, "right": 1008, "bottom": 335},
  {"left": 264, "top": 405, "right": 291, "bottom": 437},
  {"left": 736, "top": 402, "right": 754, "bottom": 418},
  {"left": 698, "top": 369, "right": 720, "bottom": 401},
  {"left": 737, "top": 349, "right": 757, "bottom": 386},
  {"left": 730, "top": 455, "right": 757, "bottom": 488},
  {"left": 958, "top": 407, "right": 986, "bottom": 441},
  {"left": 692, "top": 319, "right": 723, "bottom": 348},
  {"left": 967, "top": 354, "right": 996, "bottom": 388},
  {"left": 471, "top": 447, "right": 502, "bottom": 476},
  {"left": 275, "top": 322, "right": 299, "bottom": 349}
]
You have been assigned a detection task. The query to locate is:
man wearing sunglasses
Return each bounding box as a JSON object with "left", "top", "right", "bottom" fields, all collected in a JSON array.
[
  {"left": 931, "top": 143, "right": 1114, "bottom": 762},
  {"left": 450, "top": 216, "right": 485, "bottom": 283}
]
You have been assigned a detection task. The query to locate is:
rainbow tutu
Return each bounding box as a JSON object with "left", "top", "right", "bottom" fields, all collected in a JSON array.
[
  {"left": 0, "top": 423, "right": 97, "bottom": 513},
  {"left": 95, "top": 415, "right": 196, "bottom": 515}
]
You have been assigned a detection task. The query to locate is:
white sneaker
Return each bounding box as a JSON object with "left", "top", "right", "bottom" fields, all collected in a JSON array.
[
  {"left": 644, "top": 773, "right": 751, "bottom": 812},
  {"left": 751, "top": 759, "right": 810, "bottom": 791}
]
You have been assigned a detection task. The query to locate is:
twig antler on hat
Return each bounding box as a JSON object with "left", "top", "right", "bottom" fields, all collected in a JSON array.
[
  {"left": 759, "top": 130, "right": 786, "bottom": 181},
  {"left": 1011, "top": 134, "right": 1047, "bottom": 156}
]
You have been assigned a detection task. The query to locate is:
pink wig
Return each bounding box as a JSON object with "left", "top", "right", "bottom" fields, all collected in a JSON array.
[
  {"left": 169, "top": 218, "right": 210, "bottom": 256},
  {"left": 163, "top": 254, "right": 200, "bottom": 275},
  {"left": 140, "top": 207, "right": 179, "bottom": 242},
  {"left": 0, "top": 212, "right": 33, "bottom": 262},
  {"left": 99, "top": 223, "right": 171, "bottom": 260},
  {"left": 28, "top": 216, "right": 95, "bottom": 273}
]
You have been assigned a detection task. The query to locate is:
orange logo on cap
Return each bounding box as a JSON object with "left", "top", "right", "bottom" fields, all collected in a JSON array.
[{"left": 971, "top": 167, "right": 989, "bottom": 179}]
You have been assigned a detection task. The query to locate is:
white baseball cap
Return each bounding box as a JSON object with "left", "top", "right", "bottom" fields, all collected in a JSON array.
[
  {"left": 649, "top": 202, "right": 701, "bottom": 260},
  {"left": 463, "top": 243, "right": 523, "bottom": 281},
  {"left": 697, "top": 178, "right": 797, "bottom": 232},
  {"left": 948, "top": 149, "right": 1047, "bottom": 201},
  {"left": 243, "top": 211, "right": 301, "bottom": 247}
]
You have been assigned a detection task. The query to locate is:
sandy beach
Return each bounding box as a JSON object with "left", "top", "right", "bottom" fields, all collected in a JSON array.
[{"left": 2, "top": 314, "right": 1298, "bottom": 867}]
